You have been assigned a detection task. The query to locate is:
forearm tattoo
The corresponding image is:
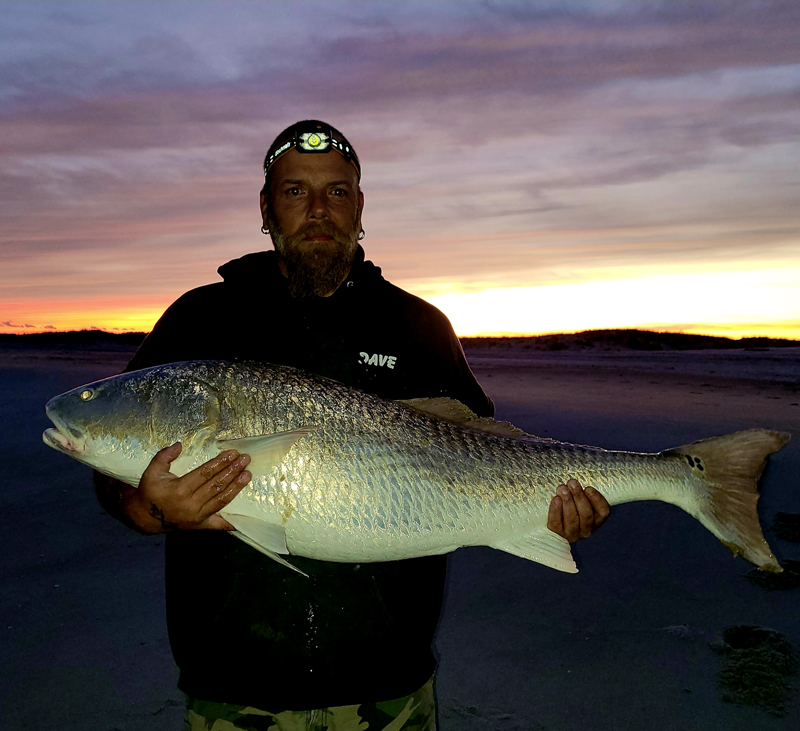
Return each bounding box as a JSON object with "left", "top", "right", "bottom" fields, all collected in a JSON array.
[{"left": 148, "top": 503, "right": 178, "bottom": 532}]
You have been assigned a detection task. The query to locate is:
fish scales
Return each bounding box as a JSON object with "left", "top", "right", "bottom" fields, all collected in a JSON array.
[{"left": 43, "top": 360, "right": 789, "bottom": 574}]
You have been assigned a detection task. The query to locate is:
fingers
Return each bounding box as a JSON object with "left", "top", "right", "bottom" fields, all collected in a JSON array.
[
  {"left": 585, "top": 486, "right": 611, "bottom": 528},
  {"left": 182, "top": 450, "right": 248, "bottom": 495},
  {"left": 569, "top": 479, "right": 597, "bottom": 539},
  {"left": 558, "top": 480, "right": 582, "bottom": 541},
  {"left": 547, "top": 479, "right": 609, "bottom": 542},
  {"left": 547, "top": 494, "right": 565, "bottom": 538},
  {"left": 191, "top": 457, "right": 251, "bottom": 529},
  {"left": 197, "top": 513, "right": 238, "bottom": 531},
  {"left": 144, "top": 442, "right": 183, "bottom": 476},
  {"left": 197, "top": 454, "right": 252, "bottom": 508}
]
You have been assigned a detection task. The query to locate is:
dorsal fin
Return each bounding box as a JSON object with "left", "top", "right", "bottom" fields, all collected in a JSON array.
[{"left": 398, "top": 397, "right": 527, "bottom": 438}]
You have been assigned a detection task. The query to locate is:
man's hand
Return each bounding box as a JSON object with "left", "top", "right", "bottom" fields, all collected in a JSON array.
[
  {"left": 547, "top": 479, "right": 610, "bottom": 542},
  {"left": 125, "top": 443, "right": 252, "bottom": 534}
]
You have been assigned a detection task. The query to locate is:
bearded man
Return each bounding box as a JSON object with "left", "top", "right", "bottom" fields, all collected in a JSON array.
[{"left": 94, "top": 120, "right": 609, "bottom": 730}]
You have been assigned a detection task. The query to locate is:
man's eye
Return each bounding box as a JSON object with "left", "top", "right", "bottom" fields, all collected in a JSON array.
[
  {"left": 287, "top": 187, "right": 302, "bottom": 196},
  {"left": 332, "top": 188, "right": 347, "bottom": 197}
]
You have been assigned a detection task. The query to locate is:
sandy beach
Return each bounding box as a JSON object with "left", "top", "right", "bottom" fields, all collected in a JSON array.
[{"left": 1, "top": 343, "right": 798, "bottom": 730}]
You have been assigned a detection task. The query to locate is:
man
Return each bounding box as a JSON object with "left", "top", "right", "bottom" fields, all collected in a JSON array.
[{"left": 95, "top": 120, "right": 609, "bottom": 730}]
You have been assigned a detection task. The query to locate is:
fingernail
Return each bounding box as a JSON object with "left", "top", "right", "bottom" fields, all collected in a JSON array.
[
  {"left": 585, "top": 486, "right": 596, "bottom": 494},
  {"left": 237, "top": 471, "right": 251, "bottom": 484},
  {"left": 570, "top": 482, "right": 580, "bottom": 493},
  {"left": 558, "top": 485, "right": 569, "bottom": 497}
]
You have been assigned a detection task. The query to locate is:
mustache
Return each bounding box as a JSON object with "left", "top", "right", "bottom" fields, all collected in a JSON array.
[{"left": 291, "top": 220, "right": 350, "bottom": 243}]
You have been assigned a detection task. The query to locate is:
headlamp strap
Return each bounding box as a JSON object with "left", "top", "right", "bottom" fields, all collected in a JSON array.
[{"left": 264, "top": 128, "right": 359, "bottom": 179}]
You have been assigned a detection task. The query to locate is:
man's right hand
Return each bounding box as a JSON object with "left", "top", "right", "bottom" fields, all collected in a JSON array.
[{"left": 124, "top": 442, "right": 251, "bottom": 533}]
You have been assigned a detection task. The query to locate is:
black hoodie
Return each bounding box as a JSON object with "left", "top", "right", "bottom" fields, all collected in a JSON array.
[{"left": 125, "top": 246, "right": 493, "bottom": 710}]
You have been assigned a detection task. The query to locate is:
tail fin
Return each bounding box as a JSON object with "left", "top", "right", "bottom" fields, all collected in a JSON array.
[{"left": 666, "top": 429, "right": 790, "bottom": 572}]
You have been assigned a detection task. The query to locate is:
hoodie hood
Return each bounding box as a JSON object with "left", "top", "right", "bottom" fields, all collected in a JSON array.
[{"left": 217, "top": 245, "right": 383, "bottom": 296}]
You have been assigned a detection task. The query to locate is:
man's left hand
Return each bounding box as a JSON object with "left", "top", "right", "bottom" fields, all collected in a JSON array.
[{"left": 547, "top": 479, "right": 610, "bottom": 542}]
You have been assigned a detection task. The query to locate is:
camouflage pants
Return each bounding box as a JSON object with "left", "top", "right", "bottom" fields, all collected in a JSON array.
[{"left": 184, "top": 677, "right": 436, "bottom": 731}]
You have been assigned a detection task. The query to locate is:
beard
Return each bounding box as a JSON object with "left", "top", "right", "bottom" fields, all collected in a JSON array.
[{"left": 268, "top": 218, "right": 358, "bottom": 301}]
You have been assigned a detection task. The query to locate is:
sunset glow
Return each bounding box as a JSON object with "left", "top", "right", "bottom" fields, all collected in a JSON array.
[
  {"left": 426, "top": 267, "right": 800, "bottom": 340},
  {"left": 1, "top": 298, "right": 170, "bottom": 334},
  {"left": 2, "top": 2, "right": 799, "bottom": 341}
]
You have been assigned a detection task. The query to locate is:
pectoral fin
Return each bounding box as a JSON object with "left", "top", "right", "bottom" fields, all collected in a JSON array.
[
  {"left": 222, "top": 513, "right": 308, "bottom": 577},
  {"left": 492, "top": 527, "right": 578, "bottom": 574},
  {"left": 216, "top": 427, "right": 316, "bottom": 476}
]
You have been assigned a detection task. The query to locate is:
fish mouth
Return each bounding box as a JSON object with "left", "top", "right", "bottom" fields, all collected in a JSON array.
[
  {"left": 43, "top": 426, "right": 86, "bottom": 455},
  {"left": 43, "top": 399, "right": 87, "bottom": 455}
]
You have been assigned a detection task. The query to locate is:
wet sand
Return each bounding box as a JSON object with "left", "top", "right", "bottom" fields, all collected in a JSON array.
[{"left": 1, "top": 344, "right": 798, "bottom": 730}]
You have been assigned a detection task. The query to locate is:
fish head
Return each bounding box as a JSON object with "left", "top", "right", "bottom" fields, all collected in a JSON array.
[{"left": 43, "top": 363, "right": 223, "bottom": 484}]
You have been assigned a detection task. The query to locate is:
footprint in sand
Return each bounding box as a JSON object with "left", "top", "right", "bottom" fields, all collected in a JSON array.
[{"left": 714, "top": 625, "right": 798, "bottom": 716}]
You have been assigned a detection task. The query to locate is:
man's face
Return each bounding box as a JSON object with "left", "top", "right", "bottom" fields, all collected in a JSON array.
[{"left": 261, "top": 147, "right": 364, "bottom": 300}]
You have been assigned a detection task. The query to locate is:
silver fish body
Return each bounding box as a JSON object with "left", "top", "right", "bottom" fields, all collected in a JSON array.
[{"left": 43, "top": 360, "right": 788, "bottom": 574}]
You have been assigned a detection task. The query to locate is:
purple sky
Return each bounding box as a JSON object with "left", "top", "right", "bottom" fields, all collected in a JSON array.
[{"left": 2, "top": 1, "right": 799, "bottom": 335}]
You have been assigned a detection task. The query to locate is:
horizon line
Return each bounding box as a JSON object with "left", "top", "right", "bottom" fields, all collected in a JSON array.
[{"left": 2, "top": 327, "right": 798, "bottom": 344}]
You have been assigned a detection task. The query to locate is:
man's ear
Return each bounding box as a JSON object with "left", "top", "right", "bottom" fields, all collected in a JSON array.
[
  {"left": 259, "top": 190, "right": 270, "bottom": 228},
  {"left": 357, "top": 190, "right": 365, "bottom": 222}
]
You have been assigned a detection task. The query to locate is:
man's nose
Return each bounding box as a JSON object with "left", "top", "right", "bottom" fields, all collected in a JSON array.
[{"left": 307, "top": 190, "right": 330, "bottom": 220}]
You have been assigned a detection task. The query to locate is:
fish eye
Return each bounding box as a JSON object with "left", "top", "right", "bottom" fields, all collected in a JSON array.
[{"left": 79, "top": 389, "right": 95, "bottom": 401}]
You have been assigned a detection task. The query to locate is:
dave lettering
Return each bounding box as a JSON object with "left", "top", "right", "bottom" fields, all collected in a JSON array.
[{"left": 359, "top": 352, "right": 397, "bottom": 369}]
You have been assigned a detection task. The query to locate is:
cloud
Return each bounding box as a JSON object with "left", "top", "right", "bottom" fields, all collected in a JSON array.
[
  {"left": 1, "top": 1, "right": 799, "bottom": 333},
  {"left": 5, "top": 3, "right": 800, "bottom": 128}
]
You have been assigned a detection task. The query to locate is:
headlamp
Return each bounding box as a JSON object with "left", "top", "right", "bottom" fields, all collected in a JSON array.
[{"left": 263, "top": 124, "right": 361, "bottom": 181}]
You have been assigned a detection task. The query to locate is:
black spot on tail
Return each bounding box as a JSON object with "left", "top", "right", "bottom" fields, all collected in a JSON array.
[{"left": 685, "top": 454, "right": 705, "bottom": 471}]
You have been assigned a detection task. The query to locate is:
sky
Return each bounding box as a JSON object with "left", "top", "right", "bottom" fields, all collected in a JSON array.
[{"left": 1, "top": 0, "right": 799, "bottom": 338}]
